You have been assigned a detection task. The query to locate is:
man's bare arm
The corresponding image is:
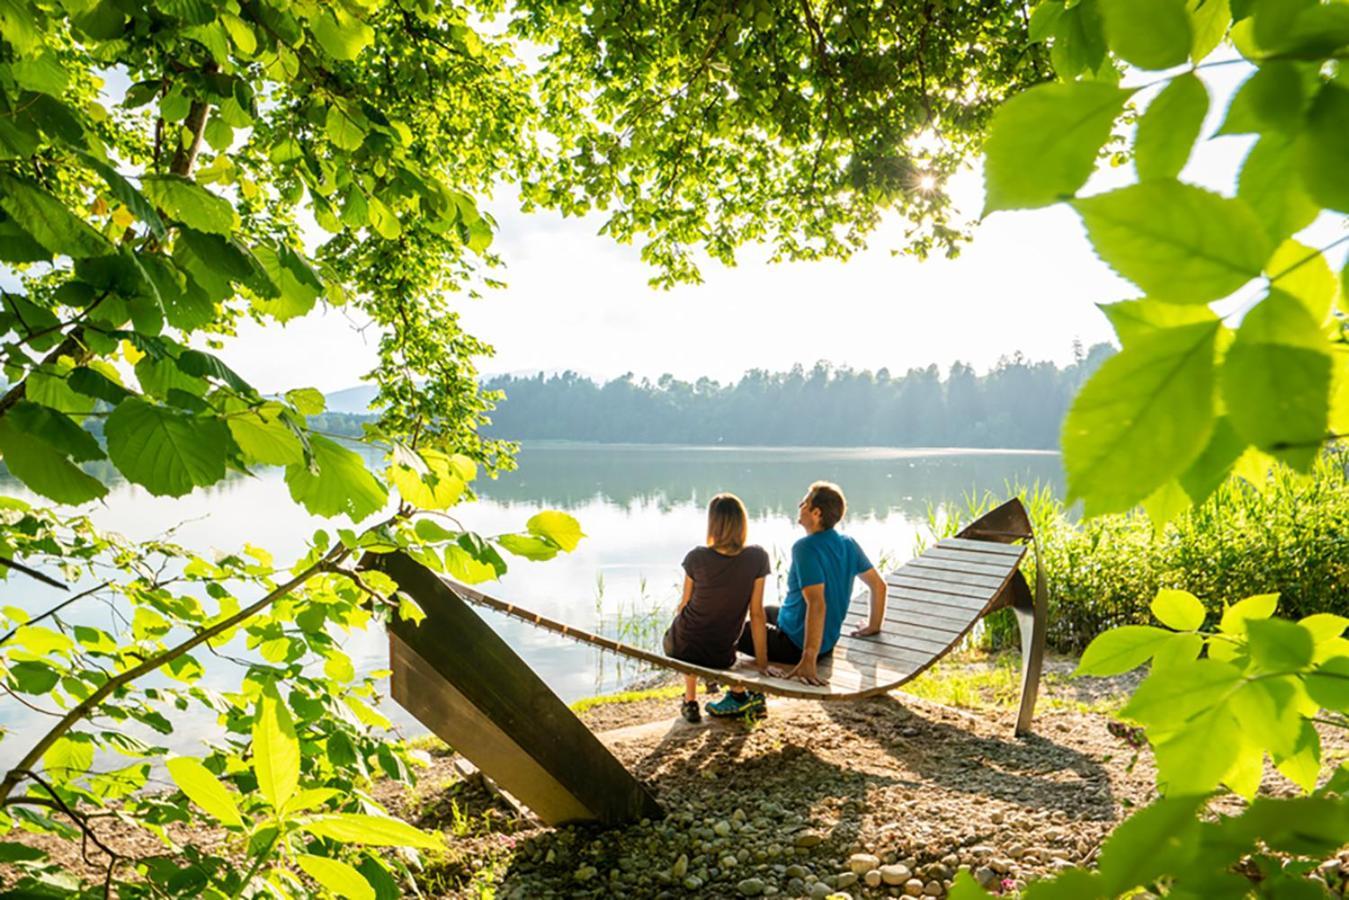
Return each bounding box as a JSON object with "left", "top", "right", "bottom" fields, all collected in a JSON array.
[
  {"left": 779, "top": 583, "right": 828, "bottom": 685},
  {"left": 849, "top": 568, "right": 887, "bottom": 637}
]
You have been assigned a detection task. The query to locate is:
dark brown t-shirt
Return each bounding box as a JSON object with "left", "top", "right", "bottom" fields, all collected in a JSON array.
[{"left": 667, "top": 545, "right": 772, "bottom": 669}]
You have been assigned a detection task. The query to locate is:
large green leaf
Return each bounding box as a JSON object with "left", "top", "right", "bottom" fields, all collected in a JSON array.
[
  {"left": 1238, "top": 134, "right": 1320, "bottom": 245},
  {"left": 1071, "top": 181, "right": 1272, "bottom": 304},
  {"left": 309, "top": 7, "right": 374, "bottom": 60},
  {"left": 252, "top": 687, "right": 299, "bottom": 810},
  {"left": 1266, "top": 239, "right": 1338, "bottom": 323},
  {"left": 226, "top": 403, "right": 304, "bottom": 466},
  {"left": 0, "top": 417, "right": 108, "bottom": 504},
  {"left": 1217, "top": 62, "right": 1306, "bottom": 135},
  {"left": 300, "top": 813, "right": 442, "bottom": 849},
  {"left": 1135, "top": 73, "right": 1207, "bottom": 181},
  {"left": 105, "top": 399, "right": 229, "bottom": 496},
  {"left": 1305, "top": 656, "right": 1349, "bottom": 711},
  {"left": 1151, "top": 588, "right": 1206, "bottom": 631},
  {"left": 1187, "top": 0, "right": 1232, "bottom": 61},
  {"left": 1296, "top": 84, "right": 1349, "bottom": 213},
  {"left": 387, "top": 446, "right": 468, "bottom": 510},
  {"left": 1101, "top": 0, "right": 1192, "bottom": 69},
  {"left": 141, "top": 174, "right": 236, "bottom": 235},
  {"left": 1178, "top": 416, "right": 1245, "bottom": 505},
  {"left": 296, "top": 854, "right": 375, "bottom": 900},
  {"left": 325, "top": 104, "right": 367, "bottom": 151},
  {"left": 0, "top": 173, "right": 112, "bottom": 258},
  {"left": 1096, "top": 796, "right": 1205, "bottom": 895},
  {"left": 981, "top": 81, "right": 1133, "bottom": 215},
  {"left": 1098, "top": 298, "right": 1216, "bottom": 348},
  {"left": 74, "top": 151, "right": 167, "bottom": 239},
  {"left": 5, "top": 401, "right": 102, "bottom": 461},
  {"left": 284, "top": 435, "right": 387, "bottom": 521},
  {"left": 42, "top": 735, "right": 93, "bottom": 781},
  {"left": 1152, "top": 704, "right": 1241, "bottom": 794},
  {"left": 1121, "top": 657, "right": 1244, "bottom": 732},
  {"left": 1219, "top": 592, "right": 1279, "bottom": 635},
  {"left": 1073, "top": 625, "right": 1176, "bottom": 676},
  {"left": 526, "top": 510, "right": 584, "bottom": 552},
  {"left": 165, "top": 757, "right": 245, "bottom": 828},
  {"left": 1062, "top": 321, "right": 1219, "bottom": 515},
  {"left": 1246, "top": 618, "right": 1314, "bottom": 672},
  {"left": 1221, "top": 290, "right": 1331, "bottom": 470}
]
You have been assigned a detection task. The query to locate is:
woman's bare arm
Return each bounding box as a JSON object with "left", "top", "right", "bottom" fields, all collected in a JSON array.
[
  {"left": 748, "top": 576, "right": 769, "bottom": 672},
  {"left": 677, "top": 575, "right": 694, "bottom": 612}
]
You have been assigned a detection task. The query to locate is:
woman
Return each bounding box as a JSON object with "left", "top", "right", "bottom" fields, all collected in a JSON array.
[{"left": 663, "top": 493, "right": 771, "bottom": 722}]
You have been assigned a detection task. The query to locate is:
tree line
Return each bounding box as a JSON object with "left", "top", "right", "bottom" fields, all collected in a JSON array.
[{"left": 479, "top": 344, "right": 1116, "bottom": 449}]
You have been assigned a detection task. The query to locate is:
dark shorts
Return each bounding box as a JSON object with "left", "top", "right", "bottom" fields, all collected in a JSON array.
[
  {"left": 663, "top": 625, "right": 735, "bottom": 670},
  {"left": 736, "top": 605, "right": 829, "bottom": 666}
]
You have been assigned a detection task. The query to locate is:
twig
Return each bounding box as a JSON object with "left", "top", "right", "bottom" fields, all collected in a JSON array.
[
  {"left": 6, "top": 768, "right": 124, "bottom": 898},
  {"left": 0, "top": 555, "right": 68, "bottom": 590},
  {"left": 0, "top": 580, "right": 113, "bottom": 647}
]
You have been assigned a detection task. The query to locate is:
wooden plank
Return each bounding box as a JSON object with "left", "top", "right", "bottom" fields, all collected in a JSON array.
[
  {"left": 837, "top": 622, "right": 952, "bottom": 654},
  {"left": 834, "top": 635, "right": 940, "bottom": 668},
  {"left": 375, "top": 553, "right": 662, "bottom": 826},
  {"left": 836, "top": 640, "right": 941, "bottom": 672},
  {"left": 816, "top": 652, "right": 911, "bottom": 689},
  {"left": 937, "top": 536, "right": 1025, "bottom": 557},
  {"left": 843, "top": 611, "right": 972, "bottom": 645},
  {"left": 908, "top": 555, "right": 1016, "bottom": 578},
  {"left": 882, "top": 594, "right": 984, "bottom": 627},
  {"left": 922, "top": 545, "right": 1027, "bottom": 569},
  {"left": 894, "top": 565, "right": 1005, "bottom": 590},
  {"left": 889, "top": 574, "right": 995, "bottom": 601}
]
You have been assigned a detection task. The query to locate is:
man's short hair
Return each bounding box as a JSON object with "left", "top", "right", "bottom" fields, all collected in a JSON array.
[{"left": 806, "top": 481, "right": 846, "bottom": 530}]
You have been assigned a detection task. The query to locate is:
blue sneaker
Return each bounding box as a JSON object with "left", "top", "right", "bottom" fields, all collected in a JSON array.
[{"left": 705, "top": 690, "right": 766, "bottom": 719}]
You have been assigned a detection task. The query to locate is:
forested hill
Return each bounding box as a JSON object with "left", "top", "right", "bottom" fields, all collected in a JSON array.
[{"left": 480, "top": 344, "right": 1116, "bottom": 449}]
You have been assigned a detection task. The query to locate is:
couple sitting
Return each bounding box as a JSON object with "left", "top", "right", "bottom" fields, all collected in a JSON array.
[{"left": 662, "top": 481, "right": 886, "bottom": 722}]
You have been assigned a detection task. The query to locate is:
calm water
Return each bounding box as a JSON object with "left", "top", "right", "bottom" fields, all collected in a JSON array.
[{"left": 0, "top": 443, "right": 1061, "bottom": 765}]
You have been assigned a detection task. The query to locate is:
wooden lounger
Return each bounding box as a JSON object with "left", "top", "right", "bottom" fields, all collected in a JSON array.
[{"left": 370, "top": 498, "right": 1047, "bottom": 825}]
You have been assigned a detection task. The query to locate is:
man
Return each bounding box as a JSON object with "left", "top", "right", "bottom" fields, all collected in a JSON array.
[{"left": 707, "top": 481, "right": 887, "bottom": 717}]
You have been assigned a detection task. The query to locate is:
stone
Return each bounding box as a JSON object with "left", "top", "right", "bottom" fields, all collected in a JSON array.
[
  {"left": 941, "top": 854, "right": 959, "bottom": 868},
  {"left": 849, "top": 853, "right": 881, "bottom": 875},
  {"left": 786, "top": 865, "right": 808, "bottom": 879},
  {"left": 808, "top": 884, "right": 832, "bottom": 900},
  {"left": 969, "top": 845, "right": 995, "bottom": 858},
  {"left": 787, "top": 878, "right": 806, "bottom": 895},
  {"left": 672, "top": 855, "right": 688, "bottom": 879},
  {"left": 989, "top": 811, "right": 1005, "bottom": 825},
  {"left": 715, "top": 821, "right": 733, "bottom": 838},
  {"left": 974, "top": 867, "right": 997, "bottom": 888},
  {"left": 737, "top": 877, "right": 765, "bottom": 897},
  {"left": 924, "top": 880, "right": 943, "bottom": 896},
  {"left": 836, "top": 872, "right": 858, "bottom": 888},
  {"left": 683, "top": 876, "right": 703, "bottom": 891},
  {"left": 880, "top": 864, "right": 911, "bottom": 885},
  {"left": 864, "top": 869, "right": 883, "bottom": 888},
  {"left": 795, "top": 831, "right": 825, "bottom": 849},
  {"left": 989, "top": 858, "right": 1013, "bottom": 874},
  {"left": 904, "top": 878, "right": 925, "bottom": 896},
  {"left": 573, "top": 865, "right": 597, "bottom": 883}
]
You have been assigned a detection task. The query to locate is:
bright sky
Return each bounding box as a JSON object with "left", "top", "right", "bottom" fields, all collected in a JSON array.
[{"left": 219, "top": 56, "right": 1345, "bottom": 394}]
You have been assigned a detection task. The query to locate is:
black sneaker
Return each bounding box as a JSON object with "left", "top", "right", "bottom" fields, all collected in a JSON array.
[{"left": 680, "top": 700, "right": 702, "bottom": 723}]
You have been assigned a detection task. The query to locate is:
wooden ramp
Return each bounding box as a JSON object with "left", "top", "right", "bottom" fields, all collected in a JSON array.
[{"left": 369, "top": 552, "right": 663, "bottom": 827}]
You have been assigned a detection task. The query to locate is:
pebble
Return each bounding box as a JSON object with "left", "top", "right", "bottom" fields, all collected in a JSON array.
[
  {"left": 795, "top": 831, "right": 825, "bottom": 848},
  {"left": 974, "top": 866, "right": 997, "bottom": 887},
  {"left": 849, "top": 853, "right": 880, "bottom": 875},
  {"left": 808, "top": 884, "right": 832, "bottom": 900},
  {"left": 786, "top": 865, "right": 808, "bottom": 879},
  {"left": 836, "top": 872, "right": 858, "bottom": 888},
  {"left": 864, "top": 869, "right": 883, "bottom": 888},
  {"left": 989, "top": 858, "right": 1014, "bottom": 874},
  {"left": 715, "top": 821, "right": 733, "bottom": 837},
  {"left": 924, "top": 880, "right": 944, "bottom": 896},
  {"left": 969, "top": 845, "right": 995, "bottom": 858},
  {"left": 787, "top": 877, "right": 806, "bottom": 895},
  {"left": 904, "top": 878, "right": 925, "bottom": 896},
  {"left": 880, "top": 864, "right": 911, "bottom": 885},
  {"left": 989, "top": 811, "right": 1005, "bottom": 824},
  {"left": 737, "top": 877, "right": 765, "bottom": 896},
  {"left": 671, "top": 855, "right": 688, "bottom": 878},
  {"left": 573, "top": 865, "right": 597, "bottom": 882},
  {"left": 683, "top": 876, "right": 703, "bottom": 891}
]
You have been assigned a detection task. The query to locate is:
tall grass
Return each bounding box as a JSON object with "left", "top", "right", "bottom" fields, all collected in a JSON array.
[{"left": 924, "top": 452, "right": 1349, "bottom": 652}]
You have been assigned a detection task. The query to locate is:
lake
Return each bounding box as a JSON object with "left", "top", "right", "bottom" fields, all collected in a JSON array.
[{"left": 0, "top": 443, "right": 1062, "bottom": 765}]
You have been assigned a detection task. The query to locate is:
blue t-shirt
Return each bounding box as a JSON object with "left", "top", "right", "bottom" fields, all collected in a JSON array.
[{"left": 777, "top": 529, "right": 874, "bottom": 655}]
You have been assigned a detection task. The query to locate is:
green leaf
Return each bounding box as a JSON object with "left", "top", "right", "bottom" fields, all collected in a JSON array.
[
  {"left": 284, "top": 435, "right": 388, "bottom": 521},
  {"left": 5, "top": 401, "right": 102, "bottom": 461},
  {"left": 325, "top": 104, "right": 367, "bottom": 151},
  {"left": 1219, "top": 592, "right": 1279, "bottom": 634},
  {"left": 0, "top": 173, "right": 112, "bottom": 258},
  {"left": 495, "top": 533, "right": 560, "bottom": 562},
  {"left": 309, "top": 7, "right": 374, "bottom": 60},
  {"left": 1151, "top": 588, "right": 1206, "bottom": 631},
  {"left": 141, "top": 174, "right": 236, "bottom": 235},
  {"left": 9, "top": 660, "right": 59, "bottom": 694},
  {"left": 296, "top": 854, "right": 375, "bottom": 900},
  {"left": 1028, "top": 1, "right": 1064, "bottom": 43},
  {"left": 1096, "top": 796, "right": 1206, "bottom": 895},
  {"left": 1153, "top": 704, "right": 1241, "bottom": 794},
  {"left": 252, "top": 686, "right": 299, "bottom": 809},
  {"left": 300, "top": 813, "right": 442, "bottom": 849},
  {"left": 1071, "top": 181, "right": 1272, "bottom": 304},
  {"left": 75, "top": 151, "right": 167, "bottom": 239},
  {"left": 226, "top": 404, "right": 304, "bottom": 466},
  {"left": 444, "top": 543, "right": 501, "bottom": 582},
  {"left": 105, "top": 399, "right": 229, "bottom": 497},
  {"left": 1305, "top": 656, "right": 1349, "bottom": 710},
  {"left": 1101, "top": 0, "right": 1192, "bottom": 69},
  {"left": 1246, "top": 618, "right": 1315, "bottom": 671},
  {"left": 1178, "top": 416, "right": 1245, "bottom": 505},
  {"left": 526, "top": 510, "right": 584, "bottom": 552},
  {"left": 1217, "top": 62, "right": 1306, "bottom": 135},
  {"left": 413, "top": 518, "right": 458, "bottom": 543},
  {"left": 1051, "top": 1, "right": 1109, "bottom": 78},
  {"left": 1073, "top": 625, "right": 1176, "bottom": 676},
  {"left": 1295, "top": 84, "right": 1349, "bottom": 213},
  {"left": 287, "top": 387, "right": 326, "bottom": 415},
  {"left": 1121, "top": 657, "right": 1244, "bottom": 731},
  {"left": 388, "top": 446, "right": 468, "bottom": 510},
  {"left": 1274, "top": 721, "right": 1321, "bottom": 794},
  {"left": 1062, "top": 321, "right": 1218, "bottom": 515},
  {"left": 1187, "top": 0, "right": 1232, "bottom": 61},
  {"left": 43, "top": 735, "right": 93, "bottom": 780},
  {"left": 1221, "top": 290, "right": 1331, "bottom": 470},
  {"left": 1230, "top": 677, "right": 1303, "bottom": 759},
  {"left": 1241, "top": 134, "right": 1316, "bottom": 246},
  {"left": 981, "top": 82, "right": 1133, "bottom": 214},
  {"left": 12, "top": 624, "right": 73, "bottom": 655},
  {"left": 1021, "top": 869, "right": 1105, "bottom": 900},
  {"left": 1266, "top": 239, "right": 1338, "bottom": 325},
  {"left": 1135, "top": 73, "right": 1208, "bottom": 180},
  {"left": 0, "top": 417, "right": 108, "bottom": 504},
  {"left": 165, "top": 757, "right": 245, "bottom": 828},
  {"left": 1141, "top": 479, "right": 1190, "bottom": 531}
]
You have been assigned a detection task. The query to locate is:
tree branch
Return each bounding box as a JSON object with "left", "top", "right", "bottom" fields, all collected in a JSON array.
[{"left": 0, "top": 580, "right": 112, "bottom": 646}]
